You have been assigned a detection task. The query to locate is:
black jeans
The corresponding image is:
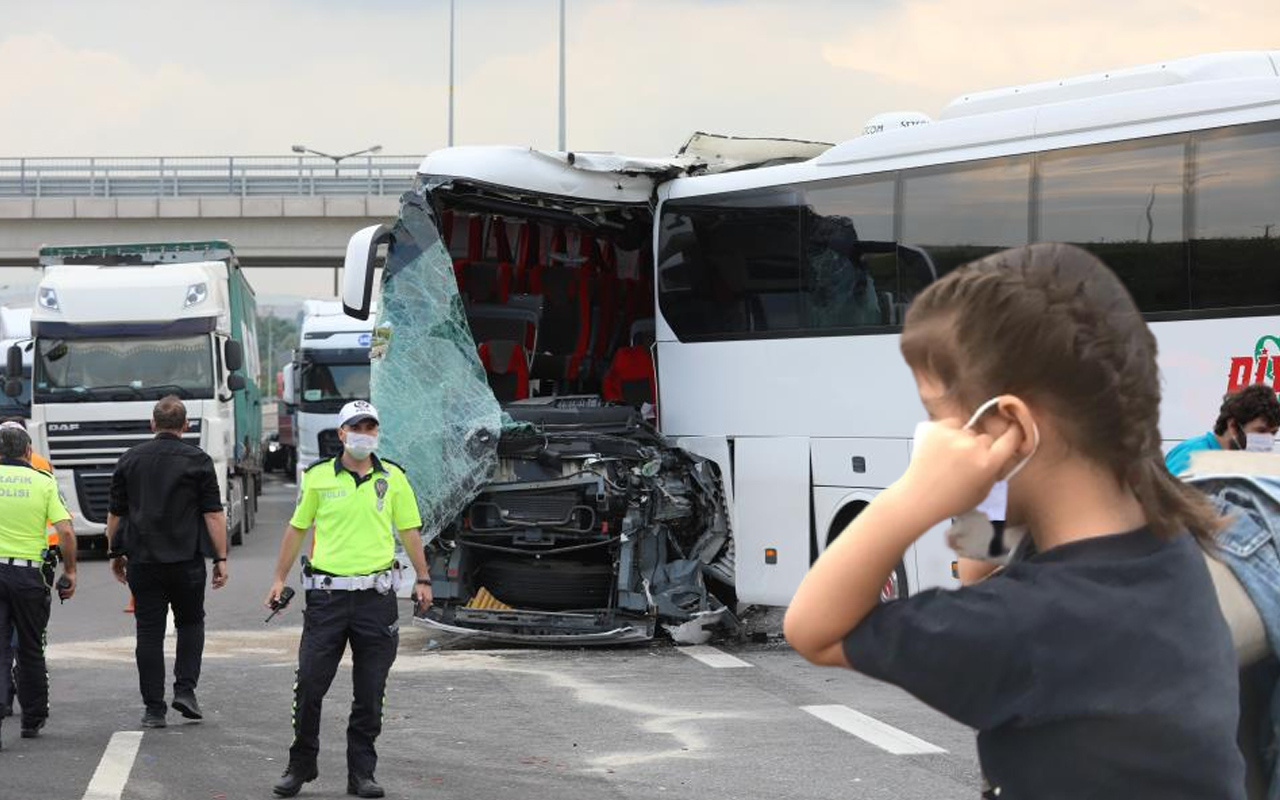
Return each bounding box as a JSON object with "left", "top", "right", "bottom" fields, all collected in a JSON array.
[
  {"left": 290, "top": 589, "right": 399, "bottom": 779},
  {"left": 0, "top": 563, "right": 51, "bottom": 728},
  {"left": 126, "top": 559, "right": 207, "bottom": 714}
]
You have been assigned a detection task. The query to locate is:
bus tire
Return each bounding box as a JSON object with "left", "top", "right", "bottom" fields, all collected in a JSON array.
[{"left": 880, "top": 561, "right": 908, "bottom": 603}]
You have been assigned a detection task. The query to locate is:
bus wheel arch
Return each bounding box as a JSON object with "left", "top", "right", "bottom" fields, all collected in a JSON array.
[{"left": 825, "top": 498, "right": 908, "bottom": 602}]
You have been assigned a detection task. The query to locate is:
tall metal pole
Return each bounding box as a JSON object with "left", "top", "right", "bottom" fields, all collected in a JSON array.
[
  {"left": 448, "top": 0, "right": 456, "bottom": 147},
  {"left": 558, "top": 0, "right": 566, "bottom": 151}
]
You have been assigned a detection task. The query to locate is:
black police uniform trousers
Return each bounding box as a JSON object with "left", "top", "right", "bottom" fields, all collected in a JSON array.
[
  {"left": 290, "top": 588, "right": 399, "bottom": 779},
  {"left": 0, "top": 563, "right": 51, "bottom": 729},
  {"left": 126, "top": 559, "right": 207, "bottom": 714}
]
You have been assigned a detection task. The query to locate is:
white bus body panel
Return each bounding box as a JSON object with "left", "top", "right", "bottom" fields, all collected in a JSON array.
[
  {"left": 731, "top": 436, "right": 811, "bottom": 606},
  {"left": 657, "top": 336, "right": 919, "bottom": 439},
  {"left": 810, "top": 437, "right": 910, "bottom": 490}
]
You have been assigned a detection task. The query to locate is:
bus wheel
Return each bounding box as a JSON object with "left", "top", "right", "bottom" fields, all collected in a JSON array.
[{"left": 880, "top": 562, "right": 908, "bottom": 602}]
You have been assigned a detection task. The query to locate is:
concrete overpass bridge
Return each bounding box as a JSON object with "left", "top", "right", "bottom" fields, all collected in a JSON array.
[{"left": 0, "top": 155, "right": 422, "bottom": 274}]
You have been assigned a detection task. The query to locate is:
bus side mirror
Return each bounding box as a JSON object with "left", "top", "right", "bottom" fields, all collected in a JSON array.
[
  {"left": 227, "top": 373, "right": 246, "bottom": 392},
  {"left": 5, "top": 344, "right": 21, "bottom": 381},
  {"left": 342, "top": 224, "right": 390, "bottom": 321},
  {"left": 224, "top": 339, "right": 244, "bottom": 372}
]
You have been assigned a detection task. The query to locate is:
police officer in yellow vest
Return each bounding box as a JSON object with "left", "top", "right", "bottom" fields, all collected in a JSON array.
[
  {"left": 0, "top": 424, "right": 75, "bottom": 748},
  {"left": 265, "top": 401, "right": 429, "bottom": 799}
]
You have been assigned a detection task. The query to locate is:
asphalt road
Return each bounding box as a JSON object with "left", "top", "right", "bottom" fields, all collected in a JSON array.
[{"left": 2, "top": 475, "right": 983, "bottom": 800}]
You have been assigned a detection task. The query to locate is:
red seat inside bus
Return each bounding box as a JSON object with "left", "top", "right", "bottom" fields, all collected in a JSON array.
[
  {"left": 478, "top": 340, "right": 530, "bottom": 402},
  {"left": 445, "top": 208, "right": 654, "bottom": 406}
]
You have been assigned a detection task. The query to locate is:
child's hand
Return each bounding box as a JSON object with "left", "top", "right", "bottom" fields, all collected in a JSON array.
[{"left": 892, "top": 419, "right": 1024, "bottom": 527}]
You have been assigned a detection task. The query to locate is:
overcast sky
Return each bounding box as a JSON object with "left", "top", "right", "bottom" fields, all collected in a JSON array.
[{"left": 2, "top": 0, "right": 1277, "bottom": 158}]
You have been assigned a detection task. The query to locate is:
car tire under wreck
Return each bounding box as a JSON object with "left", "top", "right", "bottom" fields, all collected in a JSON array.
[{"left": 420, "top": 401, "right": 735, "bottom": 645}]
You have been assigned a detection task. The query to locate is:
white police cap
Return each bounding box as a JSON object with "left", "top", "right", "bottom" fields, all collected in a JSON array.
[{"left": 337, "top": 400, "right": 380, "bottom": 428}]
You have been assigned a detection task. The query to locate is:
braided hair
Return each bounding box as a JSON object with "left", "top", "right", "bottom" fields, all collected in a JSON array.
[{"left": 900, "top": 242, "right": 1221, "bottom": 542}]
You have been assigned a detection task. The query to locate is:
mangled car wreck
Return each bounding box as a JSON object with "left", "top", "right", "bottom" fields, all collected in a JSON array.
[
  {"left": 432, "top": 400, "right": 734, "bottom": 644},
  {"left": 341, "top": 137, "right": 826, "bottom": 643}
]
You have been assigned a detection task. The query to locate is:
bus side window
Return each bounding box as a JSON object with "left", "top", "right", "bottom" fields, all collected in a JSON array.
[
  {"left": 1037, "top": 136, "right": 1189, "bottom": 313},
  {"left": 657, "top": 191, "right": 802, "bottom": 339},
  {"left": 1191, "top": 121, "right": 1280, "bottom": 311},
  {"left": 899, "top": 155, "right": 1031, "bottom": 288}
]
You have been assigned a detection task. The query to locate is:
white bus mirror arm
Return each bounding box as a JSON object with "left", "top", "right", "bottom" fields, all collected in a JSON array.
[{"left": 343, "top": 224, "right": 391, "bottom": 321}]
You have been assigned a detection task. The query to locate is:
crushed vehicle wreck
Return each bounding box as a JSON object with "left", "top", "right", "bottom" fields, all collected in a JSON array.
[
  {"left": 429, "top": 399, "right": 734, "bottom": 644},
  {"left": 339, "top": 136, "right": 830, "bottom": 644}
]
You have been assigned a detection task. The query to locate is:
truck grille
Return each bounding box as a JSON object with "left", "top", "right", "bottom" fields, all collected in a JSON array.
[
  {"left": 46, "top": 419, "right": 203, "bottom": 525},
  {"left": 45, "top": 419, "right": 202, "bottom": 469},
  {"left": 74, "top": 470, "right": 114, "bottom": 524},
  {"left": 317, "top": 428, "right": 343, "bottom": 458}
]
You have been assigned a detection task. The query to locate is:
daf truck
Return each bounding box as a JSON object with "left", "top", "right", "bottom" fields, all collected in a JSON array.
[
  {"left": 5, "top": 241, "right": 264, "bottom": 550},
  {"left": 281, "top": 300, "right": 374, "bottom": 483}
]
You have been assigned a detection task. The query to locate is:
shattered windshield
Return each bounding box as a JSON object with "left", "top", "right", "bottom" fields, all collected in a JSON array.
[{"left": 370, "top": 188, "right": 503, "bottom": 539}]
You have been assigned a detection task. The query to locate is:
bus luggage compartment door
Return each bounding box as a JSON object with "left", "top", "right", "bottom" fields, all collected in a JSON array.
[{"left": 732, "top": 437, "right": 810, "bottom": 607}]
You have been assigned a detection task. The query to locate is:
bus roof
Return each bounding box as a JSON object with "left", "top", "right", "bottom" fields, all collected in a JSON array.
[
  {"left": 419, "top": 51, "right": 1280, "bottom": 206},
  {"left": 810, "top": 50, "right": 1280, "bottom": 169},
  {"left": 660, "top": 50, "right": 1280, "bottom": 200},
  {"left": 416, "top": 134, "right": 832, "bottom": 204},
  {"left": 38, "top": 240, "right": 235, "bottom": 266}
]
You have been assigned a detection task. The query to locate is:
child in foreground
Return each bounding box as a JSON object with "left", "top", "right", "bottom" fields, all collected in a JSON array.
[{"left": 784, "top": 243, "right": 1243, "bottom": 799}]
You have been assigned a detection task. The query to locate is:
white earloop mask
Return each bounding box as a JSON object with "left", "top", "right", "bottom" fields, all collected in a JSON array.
[{"left": 911, "top": 397, "right": 1039, "bottom": 564}]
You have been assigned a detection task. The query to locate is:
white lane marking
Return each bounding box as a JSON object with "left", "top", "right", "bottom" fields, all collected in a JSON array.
[
  {"left": 801, "top": 705, "right": 946, "bottom": 755},
  {"left": 82, "top": 731, "right": 144, "bottom": 800},
  {"left": 677, "top": 645, "right": 753, "bottom": 669}
]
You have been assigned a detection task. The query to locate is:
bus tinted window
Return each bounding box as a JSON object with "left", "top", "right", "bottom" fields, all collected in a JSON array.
[
  {"left": 901, "top": 156, "right": 1031, "bottom": 279},
  {"left": 1037, "top": 136, "right": 1189, "bottom": 312},
  {"left": 803, "top": 178, "right": 896, "bottom": 329},
  {"left": 658, "top": 190, "right": 801, "bottom": 338},
  {"left": 1192, "top": 122, "right": 1280, "bottom": 310}
]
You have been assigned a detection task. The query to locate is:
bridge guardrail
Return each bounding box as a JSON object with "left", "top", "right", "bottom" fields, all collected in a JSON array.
[{"left": 0, "top": 155, "right": 424, "bottom": 198}]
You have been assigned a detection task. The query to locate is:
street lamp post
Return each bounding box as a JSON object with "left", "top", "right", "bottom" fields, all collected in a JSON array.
[
  {"left": 290, "top": 144, "right": 384, "bottom": 178},
  {"left": 448, "top": 0, "right": 456, "bottom": 147},
  {"left": 558, "top": 0, "right": 566, "bottom": 151}
]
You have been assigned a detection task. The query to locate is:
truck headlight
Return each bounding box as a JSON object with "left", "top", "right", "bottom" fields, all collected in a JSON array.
[
  {"left": 184, "top": 282, "right": 208, "bottom": 308},
  {"left": 38, "top": 287, "right": 59, "bottom": 310}
]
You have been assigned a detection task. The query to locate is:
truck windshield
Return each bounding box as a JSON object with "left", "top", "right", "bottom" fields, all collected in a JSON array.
[
  {"left": 301, "top": 363, "right": 369, "bottom": 411},
  {"left": 34, "top": 336, "right": 215, "bottom": 402}
]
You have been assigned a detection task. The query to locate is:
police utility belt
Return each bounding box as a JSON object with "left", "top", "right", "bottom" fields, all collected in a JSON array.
[{"left": 300, "top": 557, "right": 401, "bottom": 594}]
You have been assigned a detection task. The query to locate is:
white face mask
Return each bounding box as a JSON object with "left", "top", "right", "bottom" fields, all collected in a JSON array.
[
  {"left": 344, "top": 432, "right": 378, "bottom": 460},
  {"left": 1245, "top": 432, "right": 1275, "bottom": 453},
  {"left": 912, "top": 397, "right": 1040, "bottom": 564}
]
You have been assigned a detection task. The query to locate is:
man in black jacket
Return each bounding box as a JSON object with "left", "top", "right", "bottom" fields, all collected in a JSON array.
[{"left": 106, "top": 396, "right": 229, "bottom": 729}]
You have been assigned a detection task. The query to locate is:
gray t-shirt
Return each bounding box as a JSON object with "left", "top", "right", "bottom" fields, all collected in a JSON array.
[{"left": 843, "top": 528, "right": 1244, "bottom": 799}]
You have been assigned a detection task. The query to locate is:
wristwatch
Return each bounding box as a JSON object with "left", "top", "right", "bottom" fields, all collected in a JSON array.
[
  {"left": 212, "top": 557, "right": 227, "bottom": 563},
  {"left": 416, "top": 577, "right": 432, "bottom": 586}
]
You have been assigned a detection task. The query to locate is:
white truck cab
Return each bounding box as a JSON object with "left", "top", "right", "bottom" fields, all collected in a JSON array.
[
  {"left": 8, "top": 242, "right": 263, "bottom": 550},
  {"left": 282, "top": 300, "right": 375, "bottom": 482}
]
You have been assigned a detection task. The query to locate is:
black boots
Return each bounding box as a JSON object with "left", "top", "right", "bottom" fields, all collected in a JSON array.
[{"left": 272, "top": 766, "right": 318, "bottom": 798}]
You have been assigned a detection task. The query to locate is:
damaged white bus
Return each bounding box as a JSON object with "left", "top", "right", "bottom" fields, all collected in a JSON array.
[{"left": 340, "top": 50, "right": 1280, "bottom": 644}]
